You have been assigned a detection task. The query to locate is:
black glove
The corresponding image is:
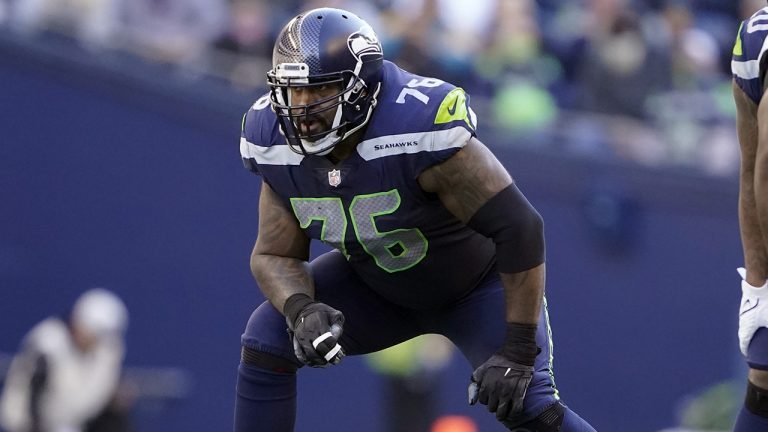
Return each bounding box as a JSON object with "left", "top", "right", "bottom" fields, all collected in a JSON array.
[
  {"left": 468, "top": 323, "right": 539, "bottom": 420},
  {"left": 284, "top": 293, "right": 345, "bottom": 367}
]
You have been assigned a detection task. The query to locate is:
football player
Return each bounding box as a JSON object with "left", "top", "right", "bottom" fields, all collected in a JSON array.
[
  {"left": 235, "top": 8, "right": 596, "bottom": 431},
  {"left": 732, "top": 5, "right": 768, "bottom": 430}
]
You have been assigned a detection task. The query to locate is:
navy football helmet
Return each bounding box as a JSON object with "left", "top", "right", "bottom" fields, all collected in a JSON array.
[{"left": 267, "top": 8, "right": 384, "bottom": 156}]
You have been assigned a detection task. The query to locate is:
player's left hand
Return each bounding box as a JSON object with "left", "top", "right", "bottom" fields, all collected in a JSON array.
[
  {"left": 738, "top": 267, "right": 768, "bottom": 356},
  {"left": 468, "top": 354, "right": 534, "bottom": 420},
  {"left": 468, "top": 323, "right": 539, "bottom": 420}
]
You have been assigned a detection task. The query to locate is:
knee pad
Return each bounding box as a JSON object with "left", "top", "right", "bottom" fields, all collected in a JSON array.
[
  {"left": 747, "top": 381, "right": 768, "bottom": 418},
  {"left": 241, "top": 346, "right": 299, "bottom": 374},
  {"left": 503, "top": 401, "right": 564, "bottom": 432}
]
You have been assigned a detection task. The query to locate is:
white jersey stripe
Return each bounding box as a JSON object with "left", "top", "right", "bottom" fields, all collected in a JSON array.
[
  {"left": 733, "top": 59, "right": 760, "bottom": 79},
  {"left": 356, "top": 126, "right": 470, "bottom": 161},
  {"left": 240, "top": 137, "right": 304, "bottom": 166},
  {"left": 241, "top": 126, "right": 471, "bottom": 166}
]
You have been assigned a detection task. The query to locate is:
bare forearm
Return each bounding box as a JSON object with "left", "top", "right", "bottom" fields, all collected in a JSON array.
[
  {"left": 500, "top": 263, "right": 545, "bottom": 325},
  {"left": 251, "top": 253, "right": 314, "bottom": 314},
  {"left": 742, "top": 167, "right": 768, "bottom": 284},
  {"left": 734, "top": 81, "right": 768, "bottom": 284}
]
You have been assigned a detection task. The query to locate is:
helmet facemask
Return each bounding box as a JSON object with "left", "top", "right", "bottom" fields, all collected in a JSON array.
[{"left": 268, "top": 64, "right": 372, "bottom": 156}]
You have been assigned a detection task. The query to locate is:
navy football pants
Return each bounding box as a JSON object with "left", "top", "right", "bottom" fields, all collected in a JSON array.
[{"left": 234, "top": 250, "right": 595, "bottom": 431}]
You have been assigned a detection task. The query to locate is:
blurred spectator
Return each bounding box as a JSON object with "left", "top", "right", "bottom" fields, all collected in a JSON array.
[
  {"left": 574, "top": 0, "right": 672, "bottom": 118},
  {"left": 10, "top": 0, "right": 120, "bottom": 48},
  {"left": 380, "top": 0, "right": 494, "bottom": 88},
  {"left": 474, "top": 0, "right": 560, "bottom": 135},
  {"left": 383, "top": 0, "right": 440, "bottom": 78},
  {"left": 644, "top": 0, "right": 722, "bottom": 90},
  {"left": 0, "top": 0, "right": 747, "bottom": 174},
  {"left": 0, "top": 289, "right": 131, "bottom": 432},
  {"left": 115, "top": 0, "right": 228, "bottom": 66},
  {"left": 633, "top": 0, "right": 737, "bottom": 171},
  {"left": 211, "top": 0, "right": 272, "bottom": 91},
  {"left": 213, "top": 0, "right": 271, "bottom": 59},
  {"left": 433, "top": 0, "right": 497, "bottom": 79}
]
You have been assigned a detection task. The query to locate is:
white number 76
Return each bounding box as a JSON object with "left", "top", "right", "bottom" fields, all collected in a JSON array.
[{"left": 395, "top": 78, "right": 444, "bottom": 105}]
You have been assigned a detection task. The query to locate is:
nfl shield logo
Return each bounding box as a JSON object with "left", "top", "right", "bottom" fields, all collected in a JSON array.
[{"left": 328, "top": 169, "right": 341, "bottom": 187}]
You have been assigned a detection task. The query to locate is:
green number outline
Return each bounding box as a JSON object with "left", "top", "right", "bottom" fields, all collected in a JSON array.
[
  {"left": 289, "top": 197, "right": 349, "bottom": 259},
  {"left": 349, "top": 189, "right": 428, "bottom": 273}
]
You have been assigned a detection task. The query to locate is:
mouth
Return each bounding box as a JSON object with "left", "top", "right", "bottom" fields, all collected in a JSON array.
[
  {"left": 296, "top": 116, "right": 327, "bottom": 138},
  {"left": 299, "top": 120, "right": 318, "bottom": 135}
]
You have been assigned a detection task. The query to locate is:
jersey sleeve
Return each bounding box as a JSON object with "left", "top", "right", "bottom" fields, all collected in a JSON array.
[
  {"left": 408, "top": 84, "right": 478, "bottom": 175},
  {"left": 239, "top": 93, "right": 294, "bottom": 178},
  {"left": 240, "top": 110, "right": 259, "bottom": 174},
  {"left": 360, "top": 63, "right": 479, "bottom": 175},
  {"left": 733, "top": 10, "right": 768, "bottom": 104}
]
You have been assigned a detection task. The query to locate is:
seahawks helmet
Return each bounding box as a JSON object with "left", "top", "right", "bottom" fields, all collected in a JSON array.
[{"left": 267, "top": 8, "right": 384, "bottom": 156}]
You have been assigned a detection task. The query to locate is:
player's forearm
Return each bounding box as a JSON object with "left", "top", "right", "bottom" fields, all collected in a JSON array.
[
  {"left": 752, "top": 161, "right": 768, "bottom": 282},
  {"left": 500, "top": 263, "right": 545, "bottom": 325},
  {"left": 250, "top": 253, "right": 314, "bottom": 314},
  {"left": 740, "top": 166, "right": 768, "bottom": 284},
  {"left": 733, "top": 81, "right": 768, "bottom": 284},
  {"left": 753, "top": 98, "right": 768, "bottom": 283}
]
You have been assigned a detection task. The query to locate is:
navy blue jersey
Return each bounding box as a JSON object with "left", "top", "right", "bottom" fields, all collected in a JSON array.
[
  {"left": 240, "top": 61, "right": 497, "bottom": 309},
  {"left": 733, "top": 7, "right": 768, "bottom": 103}
]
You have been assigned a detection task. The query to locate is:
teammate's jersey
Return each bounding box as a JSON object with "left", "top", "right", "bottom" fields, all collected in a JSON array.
[
  {"left": 733, "top": 6, "right": 768, "bottom": 104},
  {"left": 240, "top": 61, "right": 497, "bottom": 309}
]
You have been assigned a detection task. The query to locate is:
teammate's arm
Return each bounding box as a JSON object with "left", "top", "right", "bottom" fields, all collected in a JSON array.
[
  {"left": 419, "top": 137, "right": 544, "bottom": 418},
  {"left": 251, "top": 180, "right": 345, "bottom": 366},
  {"left": 734, "top": 81, "right": 768, "bottom": 285}
]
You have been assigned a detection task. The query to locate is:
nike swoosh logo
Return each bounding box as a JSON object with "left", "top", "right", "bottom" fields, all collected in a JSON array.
[
  {"left": 741, "top": 298, "right": 759, "bottom": 316},
  {"left": 447, "top": 97, "right": 458, "bottom": 116}
]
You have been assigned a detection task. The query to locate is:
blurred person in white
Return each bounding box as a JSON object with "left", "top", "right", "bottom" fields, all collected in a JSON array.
[{"left": 0, "top": 289, "right": 129, "bottom": 432}]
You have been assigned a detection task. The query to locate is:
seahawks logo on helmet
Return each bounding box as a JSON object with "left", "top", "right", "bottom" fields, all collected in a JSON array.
[{"left": 347, "top": 27, "right": 382, "bottom": 62}]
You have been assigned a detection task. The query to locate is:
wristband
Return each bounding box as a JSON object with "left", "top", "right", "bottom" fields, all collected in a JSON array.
[
  {"left": 497, "top": 322, "right": 540, "bottom": 367},
  {"left": 283, "top": 293, "right": 314, "bottom": 325}
]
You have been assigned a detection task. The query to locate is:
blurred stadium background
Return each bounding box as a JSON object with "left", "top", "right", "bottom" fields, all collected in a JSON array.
[{"left": 0, "top": 0, "right": 758, "bottom": 430}]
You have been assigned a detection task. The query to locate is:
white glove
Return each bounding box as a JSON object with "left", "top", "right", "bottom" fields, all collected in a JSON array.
[{"left": 738, "top": 267, "right": 768, "bottom": 356}]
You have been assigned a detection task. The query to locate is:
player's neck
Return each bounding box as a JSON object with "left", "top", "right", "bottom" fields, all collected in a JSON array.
[{"left": 326, "top": 128, "right": 365, "bottom": 165}]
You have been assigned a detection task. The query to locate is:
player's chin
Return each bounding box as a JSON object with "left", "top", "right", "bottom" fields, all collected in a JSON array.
[{"left": 305, "top": 130, "right": 336, "bottom": 143}]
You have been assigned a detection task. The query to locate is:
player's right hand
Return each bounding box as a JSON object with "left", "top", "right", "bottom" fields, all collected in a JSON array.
[
  {"left": 738, "top": 267, "right": 768, "bottom": 356},
  {"left": 286, "top": 301, "right": 345, "bottom": 367}
]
